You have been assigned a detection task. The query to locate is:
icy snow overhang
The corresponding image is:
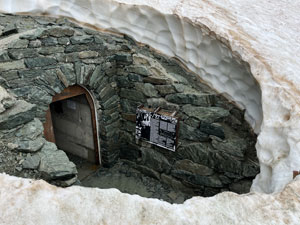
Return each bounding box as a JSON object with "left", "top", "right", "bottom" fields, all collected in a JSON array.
[{"left": 0, "top": 0, "right": 300, "bottom": 195}]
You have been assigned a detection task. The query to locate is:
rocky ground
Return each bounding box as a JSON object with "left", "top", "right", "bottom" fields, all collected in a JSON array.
[
  {"left": 70, "top": 155, "right": 193, "bottom": 204},
  {"left": 0, "top": 140, "right": 41, "bottom": 180}
]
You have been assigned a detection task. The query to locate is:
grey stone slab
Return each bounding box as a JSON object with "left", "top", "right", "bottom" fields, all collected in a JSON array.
[
  {"left": 7, "top": 39, "right": 29, "bottom": 49},
  {"left": 15, "top": 118, "right": 43, "bottom": 140},
  {"left": 24, "top": 57, "right": 57, "bottom": 68},
  {"left": 57, "top": 37, "right": 70, "bottom": 45},
  {"left": 166, "top": 93, "right": 215, "bottom": 106},
  {"left": 59, "top": 64, "right": 76, "bottom": 86},
  {"left": 179, "top": 122, "right": 209, "bottom": 141},
  {"left": 211, "top": 137, "right": 248, "bottom": 159},
  {"left": 171, "top": 169, "right": 223, "bottom": 188},
  {"left": 2, "top": 23, "right": 18, "bottom": 36},
  {"left": 29, "top": 40, "right": 42, "bottom": 48},
  {"left": 0, "top": 50, "right": 10, "bottom": 62},
  {"left": 22, "top": 154, "right": 40, "bottom": 169},
  {"left": 135, "top": 83, "right": 158, "bottom": 97},
  {"left": 114, "top": 53, "right": 132, "bottom": 65},
  {"left": 182, "top": 105, "right": 229, "bottom": 123},
  {"left": 135, "top": 164, "right": 160, "bottom": 180},
  {"left": 214, "top": 152, "right": 243, "bottom": 174},
  {"left": 48, "top": 27, "right": 75, "bottom": 37},
  {"left": 78, "top": 51, "right": 99, "bottom": 59},
  {"left": 143, "top": 76, "right": 169, "bottom": 85},
  {"left": 19, "top": 28, "right": 44, "bottom": 40},
  {"left": 115, "top": 76, "right": 134, "bottom": 88},
  {"left": 146, "top": 98, "right": 179, "bottom": 111},
  {"left": 16, "top": 137, "right": 45, "bottom": 153},
  {"left": 38, "top": 46, "right": 64, "bottom": 55},
  {"left": 155, "top": 85, "right": 176, "bottom": 96},
  {"left": 128, "top": 73, "right": 143, "bottom": 82},
  {"left": 199, "top": 122, "right": 225, "bottom": 139},
  {"left": 37, "top": 141, "right": 77, "bottom": 179},
  {"left": 18, "top": 69, "right": 43, "bottom": 79},
  {"left": 140, "top": 147, "right": 171, "bottom": 173},
  {"left": 120, "top": 88, "right": 145, "bottom": 102},
  {"left": 177, "top": 142, "right": 215, "bottom": 168},
  {"left": 0, "top": 60, "right": 25, "bottom": 72},
  {"left": 126, "top": 65, "right": 150, "bottom": 76},
  {"left": 8, "top": 48, "right": 39, "bottom": 59},
  {"left": 39, "top": 146, "right": 77, "bottom": 179},
  {"left": 0, "top": 100, "right": 36, "bottom": 130},
  {"left": 174, "top": 159, "right": 214, "bottom": 176},
  {"left": 101, "top": 95, "right": 120, "bottom": 110},
  {"left": 65, "top": 44, "right": 89, "bottom": 53},
  {"left": 70, "top": 35, "right": 94, "bottom": 44},
  {"left": 228, "top": 180, "right": 252, "bottom": 194},
  {"left": 242, "top": 160, "right": 260, "bottom": 177},
  {"left": 41, "top": 37, "right": 58, "bottom": 46}
]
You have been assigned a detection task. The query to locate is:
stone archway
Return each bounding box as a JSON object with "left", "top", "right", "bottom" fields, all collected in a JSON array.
[{"left": 43, "top": 85, "right": 100, "bottom": 164}]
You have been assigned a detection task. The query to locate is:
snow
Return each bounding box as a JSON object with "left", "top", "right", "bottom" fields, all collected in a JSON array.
[
  {"left": 0, "top": 0, "right": 299, "bottom": 195},
  {"left": 1, "top": 173, "right": 300, "bottom": 225}
]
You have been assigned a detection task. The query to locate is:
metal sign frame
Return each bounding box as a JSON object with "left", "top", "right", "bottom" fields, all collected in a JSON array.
[{"left": 136, "top": 106, "right": 179, "bottom": 151}]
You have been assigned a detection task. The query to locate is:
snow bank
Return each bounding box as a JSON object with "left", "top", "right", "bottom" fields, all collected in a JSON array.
[{"left": 1, "top": 173, "right": 300, "bottom": 225}]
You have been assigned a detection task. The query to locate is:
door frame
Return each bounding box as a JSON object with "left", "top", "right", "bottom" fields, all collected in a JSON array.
[{"left": 43, "top": 85, "right": 101, "bottom": 165}]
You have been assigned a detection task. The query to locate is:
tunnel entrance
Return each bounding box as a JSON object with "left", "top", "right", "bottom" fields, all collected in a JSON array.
[{"left": 43, "top": 85, "right": 100, "bottom": 166}]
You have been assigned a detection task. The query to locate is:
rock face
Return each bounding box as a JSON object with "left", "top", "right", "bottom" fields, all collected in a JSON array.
[{"left": 1, "top": 173, "right": 300, "bottom": 225}]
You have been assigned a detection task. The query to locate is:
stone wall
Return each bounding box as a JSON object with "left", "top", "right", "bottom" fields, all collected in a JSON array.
[
  {"left": 117, "top": 52, "right": 258, "bottom": 196},
  {"left": 0, "top": 14, "right": 259, "bottom": 195}
]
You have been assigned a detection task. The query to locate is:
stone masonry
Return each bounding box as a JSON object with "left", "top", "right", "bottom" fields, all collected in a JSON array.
[{"left": 0, "top": 14, "right": 259, "bottom": 195}]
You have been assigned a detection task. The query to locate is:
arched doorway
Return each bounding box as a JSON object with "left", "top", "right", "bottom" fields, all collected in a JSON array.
[{"left": 43, "top": 85, "right": 100, "bottom": 165}]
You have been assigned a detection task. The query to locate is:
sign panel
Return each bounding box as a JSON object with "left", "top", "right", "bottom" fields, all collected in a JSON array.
[{"left": 136, "top": 107, "right": 178, "bottom": 151}]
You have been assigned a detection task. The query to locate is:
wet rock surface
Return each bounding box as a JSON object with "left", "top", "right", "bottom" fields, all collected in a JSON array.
[{"left": 79, "top": 159, "right": 192, "bottom": 204}]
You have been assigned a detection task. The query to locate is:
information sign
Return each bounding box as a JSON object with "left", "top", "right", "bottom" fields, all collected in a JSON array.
[{"left": 136, "top": 107, "right": 178, "bottom": 151}]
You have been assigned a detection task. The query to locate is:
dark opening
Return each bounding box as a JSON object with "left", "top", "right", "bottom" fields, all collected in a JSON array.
[{"left": 50, "top": 94, "right": 96, "bottom": 163}]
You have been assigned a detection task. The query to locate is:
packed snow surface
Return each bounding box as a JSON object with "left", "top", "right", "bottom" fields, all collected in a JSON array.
[
  {"left": 1, "top": 173, "right": 300, "bottom": 225},
  {"left": 0, "top": 0, "right": 300, "bottom": 194}
]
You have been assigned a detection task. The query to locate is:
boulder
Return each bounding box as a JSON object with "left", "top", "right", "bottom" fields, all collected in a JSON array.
[{"left": 38, "top": 142, "right": 77, "bottom": 180}]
